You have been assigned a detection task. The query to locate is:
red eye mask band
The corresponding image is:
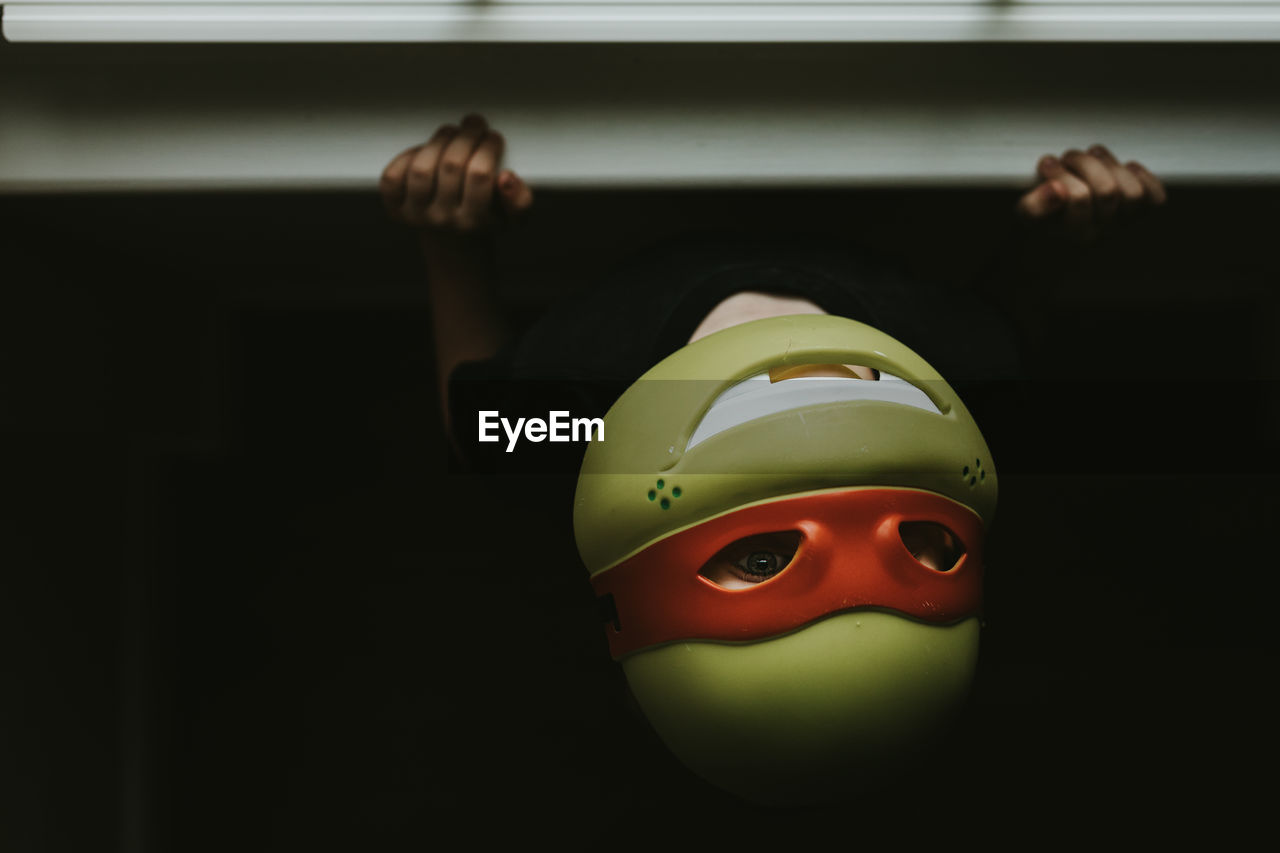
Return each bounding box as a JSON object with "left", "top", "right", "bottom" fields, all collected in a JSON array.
[{"left": 590, "top": 488, "right": 984, "bottom": 659}]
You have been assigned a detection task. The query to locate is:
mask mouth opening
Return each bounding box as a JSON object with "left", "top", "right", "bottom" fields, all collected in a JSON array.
[
  {"left": 685, "top": 364, "right": 941, "bottom": 450},
  {"left": 697, "top": 530, "right": 803, "bottom": 591},
  {"left": 899, "top": 521, "right": 964, "bottom": 573}
]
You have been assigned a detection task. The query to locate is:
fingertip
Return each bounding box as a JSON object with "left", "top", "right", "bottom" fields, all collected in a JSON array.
[
  {"left": 1089, "top": 143, "right": 1116, "bottom": 162},
  {"left": 1037, "top": 154, "right": 1066, "bottom": 180},
  {"left": 1125, "top": 160, "right": 1156, "bottom": 179},
  {"left": 379, "top": 162, "right": 401, "bottom": 186},
  {"left": 505, "top": 179, "right": 534, "bottom": 213},
  {"left": 1059, "top": 149, "right": 1090, "bottom": 172},
  {"left": 1015, "top": 182, "right": 1058, "bottom": 220}
]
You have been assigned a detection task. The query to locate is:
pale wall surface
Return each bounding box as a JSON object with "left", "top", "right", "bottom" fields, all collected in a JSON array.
[
  {"left": 1, "top": 42, "right": 1279, "bottom": 191},
  {"left": 7, "top": 1, "right": 1280, "bottom": 42}
]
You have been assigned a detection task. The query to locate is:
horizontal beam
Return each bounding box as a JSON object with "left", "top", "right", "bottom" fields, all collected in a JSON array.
[
  {"left": 2, "top": 43, "right": 1278, "bottom": 191},
  {"left": 6, "top": 2, "right": 1280, "bottom": 43}
]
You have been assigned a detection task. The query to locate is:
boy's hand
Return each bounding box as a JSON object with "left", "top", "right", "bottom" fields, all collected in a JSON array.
[
  {"left": 1015, "top": 144, "right": 1166, "bottom": 243},
  {"left": 380, "top": 113, "right": 533, "bottom": 233}
]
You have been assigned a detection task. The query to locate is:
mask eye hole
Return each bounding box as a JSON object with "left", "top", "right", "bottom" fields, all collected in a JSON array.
[
  {"left": 899, "top": 521, "right": 964, "bottom": 572},
  {"left": 698, "top": 531, "right": 802, "bottom": 590}
]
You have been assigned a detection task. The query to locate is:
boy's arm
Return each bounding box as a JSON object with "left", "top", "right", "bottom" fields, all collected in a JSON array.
[
  {"left": 977, "top": 144, "right": 1168, "bottom": 371},
  {"left": 378, "top": 114, "right": 534, "bottom": 430},
  {"left": 417, "top": 230, "right": 505, "bottom": 407}
]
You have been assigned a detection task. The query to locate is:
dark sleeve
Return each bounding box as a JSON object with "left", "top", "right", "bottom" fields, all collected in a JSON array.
[
  {"left": 961, "top": 222, "right": 1067, "bottom": 379},
  {"left": 446, "top": 356, "right": 512, "bottom": 473},
  {"left": 859, "top": 270, "right": 1025, "bottom": 386}
]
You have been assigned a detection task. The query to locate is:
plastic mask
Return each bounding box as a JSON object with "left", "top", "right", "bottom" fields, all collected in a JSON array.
[{"left": 574, "top": 314, "right": 997, "bottom": 804}]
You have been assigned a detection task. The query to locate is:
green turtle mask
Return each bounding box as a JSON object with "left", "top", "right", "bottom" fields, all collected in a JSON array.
[{"left": 573, "top": 314, "right": 997, "bottom": 804}]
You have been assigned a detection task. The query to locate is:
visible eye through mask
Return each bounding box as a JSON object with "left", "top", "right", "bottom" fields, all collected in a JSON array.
[
  {"left": 698, "top": 531, "right": 803, "bottom": 590},
  {"left": 899, "top": 521, "right": 965, "bottom": 572}
]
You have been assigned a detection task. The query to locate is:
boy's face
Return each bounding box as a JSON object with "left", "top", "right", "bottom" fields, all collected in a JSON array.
[{"left": 574, "top": 315, "right": 997, "bottom": 804}]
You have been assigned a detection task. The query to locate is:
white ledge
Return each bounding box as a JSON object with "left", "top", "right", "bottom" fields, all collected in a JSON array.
[
  {"left": 2, "top": 43, "right": 1279, "bottom": 191},
  {"left": 7, "top": 2, "right": 1280, "bottom": 43}
]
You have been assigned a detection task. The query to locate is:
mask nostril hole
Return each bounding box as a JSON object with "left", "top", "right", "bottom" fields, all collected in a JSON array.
[{"left": 899, "top": 521, "right": 964, "bottom": 572}]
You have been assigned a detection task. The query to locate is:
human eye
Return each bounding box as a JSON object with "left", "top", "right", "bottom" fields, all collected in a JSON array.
[
  {"left": 898, "top": 521, "right": 964, "bottom": 572},
  {"left": 699, "top": 531, "right": 801, "bottom": 590},
  {"left": 733, "top": 550, "right": 787, "bottom": 582}
]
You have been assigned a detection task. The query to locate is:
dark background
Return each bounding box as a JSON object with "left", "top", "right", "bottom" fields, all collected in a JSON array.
[{"left": 2, "top": 187, "right": 1276, "bottom": 849}]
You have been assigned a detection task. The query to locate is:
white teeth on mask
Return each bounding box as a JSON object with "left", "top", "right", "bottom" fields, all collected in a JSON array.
[{"left": 685, "top": 371, "right": 941, "bottom": 450}]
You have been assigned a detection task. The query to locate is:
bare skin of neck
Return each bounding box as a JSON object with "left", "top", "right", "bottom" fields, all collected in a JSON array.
[{"left": 687, "top": 291, "right": 879, "bottom": 381}]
